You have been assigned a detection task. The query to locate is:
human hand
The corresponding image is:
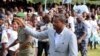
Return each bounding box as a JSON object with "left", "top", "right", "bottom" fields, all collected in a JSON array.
[
  {"left": 14, "top": 17, "right": 25, "bottom": 28},
  {"left": 78, "top": 39, "right": 82, "bottom": 44}
]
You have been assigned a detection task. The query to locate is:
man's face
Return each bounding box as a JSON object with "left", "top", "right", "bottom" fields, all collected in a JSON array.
[
  {"left": 32, "top": 20, "right": 37, "bottom": 27},
  {"left": 53, "top": 18, "right": 63, "bottom": 31},
  {"left": 30, "top": 17, "right": 37, "bottom": 27},
  {"left": 83, "top": 12, "right": 87, "bottom": 17},
  {"left": 65, "top": 13, "right": 69, "bottom": 18},
  {"left": 0, "top": 20, "right": 3, "bottom": 26},
  {"left": 43, "top": 15, "right": 51, "bottom": 24},
  {"left": 77, "top": 17, "right": 82, "bottom": 23}
]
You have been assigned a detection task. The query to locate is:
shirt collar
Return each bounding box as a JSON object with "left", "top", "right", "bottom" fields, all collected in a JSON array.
[{"left": 55, "top": 26, "right": 66, "bottom": 35}]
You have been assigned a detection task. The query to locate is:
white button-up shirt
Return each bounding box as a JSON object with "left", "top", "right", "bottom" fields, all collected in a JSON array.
[{"left": 55, "top": 32, "right": 63, "bottom": 48}]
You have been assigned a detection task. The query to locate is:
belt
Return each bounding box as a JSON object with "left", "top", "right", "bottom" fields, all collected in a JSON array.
[
  {"left": 20, "top": 42, "right": 33, "bottom": 50},
  {"left": 55, "top": 50, "right": 65, "bottom": 53}
]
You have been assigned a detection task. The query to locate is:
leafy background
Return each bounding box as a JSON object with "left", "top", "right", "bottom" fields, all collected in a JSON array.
[{"left": 27, "top": 0, "right": 100, "bottom": 5}]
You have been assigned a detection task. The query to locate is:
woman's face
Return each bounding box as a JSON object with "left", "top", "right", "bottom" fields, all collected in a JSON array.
[{"left": 12, "top": 21, "right": 19, "bottom": 31}]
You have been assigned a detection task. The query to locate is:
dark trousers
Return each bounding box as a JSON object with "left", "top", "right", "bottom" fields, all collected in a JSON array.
[
  {"left": 37, "top": 41, "right": 49, "bottom": 56},
  {"left": 78, "top": 40, "right": 87, "bottom": 56},
  {"left": 89, "top": 41, "right": 97, "bottom": 49},
  {"left": 0, "top": 49, "right": 7, "bottom": 56},
  {"left": 7, "top": 50, "right": 16, "bottom": 56},
  {"left": 0, "top": 49, "right": 3, "bottom": 56}
]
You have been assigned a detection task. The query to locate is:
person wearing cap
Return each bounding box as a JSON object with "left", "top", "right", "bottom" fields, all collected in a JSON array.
[
  {"left": 0, "top": 14, "right": 8, "bottom": 56},
  {"left": 16, "top": 14, "right": 78, "bottom": 56},
  {"left": 8, "top": 15, "right": 38, "bottom": 56}
]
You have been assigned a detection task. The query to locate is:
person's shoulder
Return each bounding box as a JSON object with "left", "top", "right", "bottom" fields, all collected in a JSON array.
[
  {"left": 63, "top": 28, "right": 76, "bottom": 41},
  {"left": 2, "top": 29, "right": 7, "bottom": 33},
  {"left": 64, "top": 27, "right": 74, "bottom": 34},
  {"left": 82, "top": 21, "right": 87, "bottom": 26}
]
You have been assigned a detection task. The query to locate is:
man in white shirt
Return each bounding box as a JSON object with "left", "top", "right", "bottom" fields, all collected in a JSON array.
[
  {"left": 65, "top": 13, "right": 75, "bottom": 32},
  {"left": 6, "top": 29, "right": 19, "bottom": 56},
  {"left": 0, "top": 14, "right": 8, "bottom": 56}
]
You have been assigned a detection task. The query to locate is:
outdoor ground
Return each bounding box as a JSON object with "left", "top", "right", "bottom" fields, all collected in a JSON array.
[
  {"left": 42, "top": 45, "right": 100, "bottom": 56},
  {"left": 79, "top": 45, "right": 100, "bottom": 56}
]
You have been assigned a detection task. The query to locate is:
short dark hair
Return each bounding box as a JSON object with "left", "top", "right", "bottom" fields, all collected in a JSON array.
[
  {"left": 53, "top": 14, "right": 66, "bottom": 23},
  {"left": 30, "top": 14, "right": 37, "bottom": 21},
  {"left": 0, "top": 14, "right": 4, "bottom": 20},
  {"left": 12, "top": 17, "right": 20, "bottom": 25}
]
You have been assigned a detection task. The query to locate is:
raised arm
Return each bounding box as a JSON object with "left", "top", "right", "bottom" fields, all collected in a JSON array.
[
  {"left": 14, "top": 18, "right": 48, "bottom": 40},
  {"left": 24, "top": 26, "right": 48, "bottom": 40}
]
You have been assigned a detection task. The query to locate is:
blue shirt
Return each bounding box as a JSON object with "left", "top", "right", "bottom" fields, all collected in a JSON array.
[{"left": 75, "top": 22, "right": 86, "bottom": 39}]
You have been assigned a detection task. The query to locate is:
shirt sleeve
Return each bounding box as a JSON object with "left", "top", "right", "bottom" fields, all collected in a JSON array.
[
  {"left": 69, "top": 33, "right": 78, "bottom": 56},
  {"left": 83, "top": 22, "right": 87, "bottom": 34},
  {"left": 24, "top": 26, "right": 48, "bottom": 40},
  {"left": 33, "top": 38, "right": 38, "bottom": 47},
  {"left": 1, "top": 30, "right": 8, "bottom": 43}
]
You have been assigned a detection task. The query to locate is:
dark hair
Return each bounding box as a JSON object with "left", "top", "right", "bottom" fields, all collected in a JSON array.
[
  {"left": 12, "top": 18, "right": 19, "bottom": 25},
  {"left": 53, "top": 14, "right": 66, "bottom": 23},
  {"left": 91, "top": 14, "right": 95, "bottom": 20},
  {"left": 43, "top": 14, "right": 51, "bottom": 23},
  {"left": 12, "top": 19, "right": 16, "bottom": 24},
  {"left": 0, "top": 14, "right": 4, "bottom": 20},
  {"left": 30, "top": 14, "right": 37, "bottom": 21},
  {"left": 5, "top": 20, "right": 10, "bottom": 25},
  {"left": 86, "top": 14, "right": 90, "bottom": 20}
]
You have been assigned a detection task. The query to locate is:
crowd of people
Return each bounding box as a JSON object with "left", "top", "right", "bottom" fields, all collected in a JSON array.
[{"left": 0, "top": 1, "right": 100, "bottom": 56}]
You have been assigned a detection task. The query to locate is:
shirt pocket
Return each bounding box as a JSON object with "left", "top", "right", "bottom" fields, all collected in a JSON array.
[{"left": 55, "top": 41, "right": 68, "bottom": 53}]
